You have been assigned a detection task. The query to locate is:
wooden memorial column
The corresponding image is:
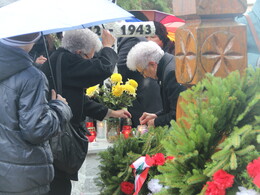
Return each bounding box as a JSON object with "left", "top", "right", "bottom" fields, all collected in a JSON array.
[{"left": 173, "top": 0, "right": 248, "bottom": 121}]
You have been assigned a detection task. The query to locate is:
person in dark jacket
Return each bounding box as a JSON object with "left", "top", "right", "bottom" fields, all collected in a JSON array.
[
  {"left": 41, "top": 29, "right": 131, "bottom": 195},
  {"left": 127, "top": 41, "right": 186, "bottom": 128},
  {"left": 117, "top": 37, "right": 163, "bottom": 127},
  {"left": 29, "top": 35, "right": 54, "bottom": 64},
  {"left": 0, "top": 33, "right": 71, "bottom": 195}
]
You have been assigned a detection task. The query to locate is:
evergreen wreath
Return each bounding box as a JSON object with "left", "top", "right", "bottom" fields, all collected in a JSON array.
[
  {"left": 97, "top": 68, "right": 260, "bottom": 195},
  {"left": 156, "top": 68, "right": 260, "bottom": 195},
  {"left": 96, "top": 126, "right": 169, "bottom": 195}
]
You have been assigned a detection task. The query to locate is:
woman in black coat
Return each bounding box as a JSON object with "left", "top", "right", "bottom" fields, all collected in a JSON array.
[{"left": 41, "top": 29, "right": 130, "bottom": 195}]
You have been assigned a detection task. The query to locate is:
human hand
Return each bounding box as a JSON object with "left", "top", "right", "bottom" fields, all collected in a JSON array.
[
  {"left": 147, "top": 119, "right": 155, "bottom": 128},
  {"left": 51, "top": 89, "right": 68, "bottom": 105},
  {"left": 101, "top": 29, "right": 116, "bottom": 48},
  {"left": 109, "top": 109, "right": 132, "bottom": 118},
  {"left": 139, "top": 112, "right": 157, "bottom": 125},
  {"left": 35, "top": 55, "right": 47, "bottom": 64}
]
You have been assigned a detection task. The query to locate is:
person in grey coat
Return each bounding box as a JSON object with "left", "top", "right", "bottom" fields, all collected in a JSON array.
[
  {"left": 0, "top": 32, "right": 71, "bottom": 195},
  {"left": 236, "top": 0, "right": 260, "bottom": 68}
]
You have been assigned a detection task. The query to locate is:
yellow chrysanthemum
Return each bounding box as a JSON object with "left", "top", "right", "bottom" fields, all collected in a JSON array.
[
  {"left": 126, "top": 79, "right": 138, "bottom": 89},
  {"left": 110, "top": 73, "right": 122, "bottom": 84},
  {"left": 86, "top": 84, "right": 99, "bottom": 97},
  {"left": 112, "top": 84, "right": 124, "bottom": 97},
  {"left": 124, "top": 84, "right": 136, "bottom": 96}
]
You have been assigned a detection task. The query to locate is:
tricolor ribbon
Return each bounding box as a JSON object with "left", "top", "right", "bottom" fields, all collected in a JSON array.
[{"left": 130, "top": 154, "right": 154, "bottom": 195}]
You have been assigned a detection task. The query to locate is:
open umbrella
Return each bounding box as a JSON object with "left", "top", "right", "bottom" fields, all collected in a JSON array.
[
  {"left": 0, "top": 0, "right": 134, "bottom": 39},
  {"left": 129, "top": 10, "right": 185, "bottom": 41},
  {"left": 0, "top": 0, "right": 134, "bottom": 92}
]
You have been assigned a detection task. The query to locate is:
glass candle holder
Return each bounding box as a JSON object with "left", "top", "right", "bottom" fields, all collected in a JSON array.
[
  {"left": 137, "top": 125, "right": 148, "bottom": 134},
  {"left": 86, "top": 127, "right": 97, "bottom": 142},
  {"left": 96, "top": 120, "right": 107, "bottom": 140},
  {"left": 106, "top": 118, "right": 121, "bottom": 143},
  {"left": 121, "top": 125, "right": 132, "bottom": 139}
]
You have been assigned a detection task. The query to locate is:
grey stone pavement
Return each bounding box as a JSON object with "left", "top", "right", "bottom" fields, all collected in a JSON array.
[{"left": 71, "top": 140, "right": 112, "bottom": 195}]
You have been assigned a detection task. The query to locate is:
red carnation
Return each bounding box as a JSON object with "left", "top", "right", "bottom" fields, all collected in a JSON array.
[
  {"left": 253, "top": 174, "right": 260, "bottom": 188},
  {"left": 165, "top": 156, "right": 175, "bottom": 161},
  {"left": 212, "top": 169, "right": 234, "bottom": 189},
  {"left": 205, "top": 181, "right": 225, "bottom": 195},
  {"left": 247, "top": 157, "right": 260, "bottom": 178},
  {"left": 152, "top": 153, "right": 165, "bottom": 166},
  {"left": 120, "top": 181, "right": 134, "bottom": 195}
]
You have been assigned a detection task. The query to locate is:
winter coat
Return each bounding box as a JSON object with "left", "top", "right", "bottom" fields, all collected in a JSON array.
[
  {"left": 41, "top": 46, "right": 117, "bottom": 180},
  {"left": 155, "top": 53, "right": 186, "bottom": 127},
  {"left": 117, "top": 37, "right": 163, "bottom": 127},
  {"left": 236, "top": 0, "right": 260, "bottom": 68},
  {"left": 41, "top": 47, "right": 118, "bottom": 126},
  {"left": 0, "top": 42, "right": 72, "bottom": 195}
]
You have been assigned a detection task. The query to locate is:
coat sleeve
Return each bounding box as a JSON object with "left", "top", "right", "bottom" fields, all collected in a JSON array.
[
  {"left": 154, "top": 72, "right": 186, "bottom": 127},
  {"left": 82, "top": 95, "right": 108, "bottom": 121},
  {"left": 19, "top": 72, "right": 72, "bottom": 145},
  {"left": 63, "top": 47, "right": 118, "bottom": 88}
]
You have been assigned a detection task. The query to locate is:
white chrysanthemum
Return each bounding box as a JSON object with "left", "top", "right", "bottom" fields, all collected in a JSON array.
[
  {"left": 147, "top": 179, "right": 163, "bottom": 193},
  {"left": 236, "top": 186, "right": 260, "bottom": 195}
]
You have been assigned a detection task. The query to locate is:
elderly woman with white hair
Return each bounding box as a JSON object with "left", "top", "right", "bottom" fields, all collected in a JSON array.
[
  {"left": 127, "top": 41, "right": 186, "bottom": 128},
  {"left": 41, "top": 28, "right": 131, "bottom": 195}
]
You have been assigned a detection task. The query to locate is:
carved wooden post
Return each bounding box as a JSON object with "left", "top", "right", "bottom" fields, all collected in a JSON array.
[{"left": 173, "top": 0, "right": 248, "bottom": 121}]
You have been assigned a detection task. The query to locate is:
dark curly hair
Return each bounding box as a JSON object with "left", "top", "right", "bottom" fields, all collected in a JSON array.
[{"left": 154, "top": 21, "right": 175, "bottom": 54}]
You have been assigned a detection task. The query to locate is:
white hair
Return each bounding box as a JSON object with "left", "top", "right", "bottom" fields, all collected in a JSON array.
[
  {"left": 61, "top": 29, "right": 102, "bottom": 54},
  {"left": 126, "top": 41, "right": 164, "bottom": 71}
]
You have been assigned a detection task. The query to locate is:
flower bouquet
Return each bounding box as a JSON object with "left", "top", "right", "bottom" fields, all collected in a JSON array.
[
  {"left": 86, "top": 73, "right": 138, "bottom": 110},
  {"left": 86, "top": 73, "right": 138, "bottom": 142}
]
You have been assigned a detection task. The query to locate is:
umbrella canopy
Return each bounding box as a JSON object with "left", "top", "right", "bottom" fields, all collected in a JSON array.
[
  {"left": 0, "top": 0, "right": 134, "bottom": 39},
  {"left": 129, "top": 10, "right": 185, "bottom": 41}
]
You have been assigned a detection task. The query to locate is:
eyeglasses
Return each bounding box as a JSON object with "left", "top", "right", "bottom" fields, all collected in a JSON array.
[{"left": 83, "top": 53, "right": 89, "bottom": 59}]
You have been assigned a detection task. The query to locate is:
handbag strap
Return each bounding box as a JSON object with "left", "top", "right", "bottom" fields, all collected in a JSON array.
[
  {"left": 55, "top": 52, "right": 64, "bottom": 95},
  {"left": 245, "top": 14, "right": 260, "bottom": 52}
]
